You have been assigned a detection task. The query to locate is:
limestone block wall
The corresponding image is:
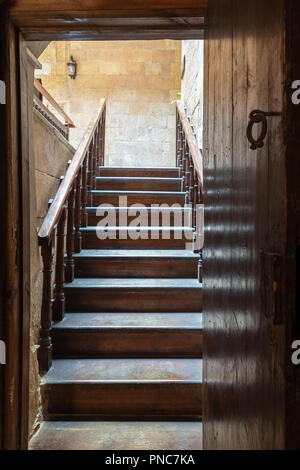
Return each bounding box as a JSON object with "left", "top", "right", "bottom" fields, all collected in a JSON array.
[
  {"left": 37, "top": 40, "right": 182, "bottom": 167},
  {"left": 34, "top": 109, "right": 75, "bottom": 226},
  {"left": 181, "top": 40, "right": 204, "bottom": 149}
]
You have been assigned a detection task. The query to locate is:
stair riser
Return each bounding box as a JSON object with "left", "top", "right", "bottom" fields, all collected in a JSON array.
[
  {"left": 75, "top": 258, "right": 197, "bottom": 278},
  {"left": 43, "top": 382, "right": 202, "bottom": 419},
  {"left": 91, "top": 193, "right": 185, "bottom": 206},
  {"left": 65, "top": 288, "right": 202, "bottom": 313},
  {"left": 88, "top": 211, "right": 191, "bottom": 227},
  {"left": 81, "top": 232, "right": 193, "bottom": 250},
  {"left": 99, "top": 168, "right": 180, "bottom": 178},
  {"left": 96, "top": 179, "right": 182, "bottom": 192},
  {"left": 52, "top": 329, "right": 203, "bottom": 358}
]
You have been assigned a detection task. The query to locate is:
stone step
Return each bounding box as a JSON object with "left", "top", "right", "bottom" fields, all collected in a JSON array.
[
  {"left": 73, "top": 249, "right": 199, "bottom": 278},
  {"left": 29, "top": 421, "right": 203, "bottom": 450},
  {"left": 52, "top": 312, "right": 203, "bottom": 358},
  {"left": 41, "top": 358, "right": 202, "bottom": 420},
  {"left": 64, "top": 278, "right": 202, "bottom": 313}
]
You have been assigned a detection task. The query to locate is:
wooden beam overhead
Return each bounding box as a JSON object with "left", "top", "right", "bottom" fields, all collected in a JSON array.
[
  {"left": 10, "top": 0, "right": 207, "bottom": 17},
  {"left": 9, "top": 1, "right": 206, "bottom": 40}
]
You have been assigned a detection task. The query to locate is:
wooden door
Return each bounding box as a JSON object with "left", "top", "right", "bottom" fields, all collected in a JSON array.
[{"left": 203, "top": 0, "right": 299, "bottom": 450}]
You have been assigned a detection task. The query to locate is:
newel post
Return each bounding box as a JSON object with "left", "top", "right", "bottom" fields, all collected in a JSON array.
[{"left": 38, "top": 236, "right": 54, "bottom": 372}]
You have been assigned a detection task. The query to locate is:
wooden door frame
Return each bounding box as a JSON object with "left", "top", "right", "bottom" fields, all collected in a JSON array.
[
  {"left": 0, "top": 1, "right": 205, "bottom": 451},
  {"left": 1, "top": 0, "right": 298, "bottom": 451}
]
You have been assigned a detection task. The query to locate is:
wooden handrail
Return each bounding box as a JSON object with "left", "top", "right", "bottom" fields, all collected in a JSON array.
[
  {"left": 38, "top": 98, "right": 106, "bottom": 245},
  {"left": 176, "top": 101, "right": 203, "bottom": 184},
  {"left": 38, "top": 98, "right": 106, "bottom": 371},
  {"left": 34, "top": 78, "right": 75, "bottom": 128}
]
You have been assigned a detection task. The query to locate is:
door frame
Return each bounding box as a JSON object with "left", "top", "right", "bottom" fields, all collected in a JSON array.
[{"left": 0, "top": 1, "right": 205, "bottom": 450}]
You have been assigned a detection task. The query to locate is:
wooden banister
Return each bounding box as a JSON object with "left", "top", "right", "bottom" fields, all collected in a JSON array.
[
  {"left": 176, "top": 101, "right": 203, "bottom": 184},
  {"left": 34, "top": 78, "right": 75, "bottom": 128},
  {"left": 38, "top": 98, "right": 105, "bottom": 246},
  {"left": 176, "top": 101, "right": 203, "bottom": 270},
  {"left": 37, "top": 98, "right": 106, "bottom": 372}
]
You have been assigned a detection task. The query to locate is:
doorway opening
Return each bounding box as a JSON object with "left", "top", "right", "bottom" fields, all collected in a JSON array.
[{"left": 26, "top": 38, "right": 204, "bottom": 449}]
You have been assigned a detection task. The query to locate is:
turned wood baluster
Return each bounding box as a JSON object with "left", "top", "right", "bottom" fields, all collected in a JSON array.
[
  {"left": 189, "top": 157, "right": 195, "bottom": 203},
  {"left": 81, "top": 153, "right": 88, "bottom": 227},
  {"left": 192, "top": 168, "right": 198, "bottom": 229},
  {"left": 102, "top": 109, "right": 106, "bottom": 166},
  {"left": 38, "top": 236, "right": 54, "bottom": 372},
  {"left": 178, "top": 125, "right": 184, "bottom": 178},
  {"left": 181, "top": 137, "right": 188, "bottom": 194},
  {"left": 176, "top": 111, "right": 180, "bottom": 167},
  {"left": 99, "top": 119, "right": 104, "bottom": 168},
  {"left": 52, "top": 207, "right": 67, "bottom": 321},
  {"left": 94, "top": 125, "right": 100, "bottom": 176},
  {"left": 87, "top": 146, "right": 93, "bottom": 206},
  {"left": 65, "top": 185, "right": 76, "bottom": 282},
  {"left": 92, "top": 136, "right": 97, "bottom": 190},
  {"left": 74, "top": 167, "right": 82, "bottom": 253},
  {"left": 185, "top": 148, "right": 191, "bottom": 203}
]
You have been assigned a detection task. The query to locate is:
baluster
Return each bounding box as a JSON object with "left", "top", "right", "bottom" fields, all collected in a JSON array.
[
  {"left": 181, "top": 138, "right": 187, "bottom": 193},
  {"left": 92, "top": 136, "right": 97, "bottom": 190},
  {"left": 102, "top": 108, "right": 106, "bottom": 166},
  {"left": 74, "top": 167, "right": 82, "bottom": 253},
  {"left": 81, "top": 153, "right": 88, "bottom": 227},
  {"left": 94, "top": 125, "right": 100, "bottom": 176},
  {"left": 198, "top": 256, "right": 203, "bottom": 283},
  {"left": 178, "top": 125, "right": 184, "bottom": 178},
  {"left": 176, "top": 111, "right": 180, "bottom": 167},
  {"left": 193, "top": 169, "right": 198, "bottom": 229},
  {"left": 185, "top": 149, "right": 191, "bottom": 203},
  {"left": 99, "top": 119, "right": 104, "bottom": 168},
  {"left": 53, "top": 207, "right": 67, "bottom": 321},
  {"left": 189, "top": 158, "right": 195, "bottom": 205},
  {"left": 87, "top": 146, "right": 93, "bottom": 206},
  {"left": 65, "top": 185, "right": 75, "bottom": 282},
  {"left": 38, "top": 236, "right": 54, "bottom": 372}
]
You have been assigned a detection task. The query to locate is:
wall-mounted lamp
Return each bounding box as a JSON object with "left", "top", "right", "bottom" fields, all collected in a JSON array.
[{"left": 67, "top": 56, "right": 77, "bottom": 80}]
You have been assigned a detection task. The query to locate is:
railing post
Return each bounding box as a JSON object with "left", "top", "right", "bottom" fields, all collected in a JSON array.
[
  {"left": 81, "top": 153, "right": 88, "bottom": 227},
  {"left": 193, "top": 168, "right": 198, "bottom": 229},
  {"left": 65, "top": 185, "right": 75, "bottom": 282},
  {"left": 53, "top": 207, "right": 67, "bottom": 321},
  {"left": 87, "top": 146, "right": 93, "bottom": 206},
  {"left": 100, "top": 106, "right": 106, "bottom": 167},
  {"left": 74, "top": 167, "right": 82, "bottom": 253},
  {"left": 189, "top": 158, "right": 195, "bottom": 206},
  {"left": 184, "top": 150, "right": 191, "bottom": 203},
  {"left": 92, "top": 136, "right": 97, "bottom": 190},
  {"left": 38, "top": 236, "right": 54, "bottom": 372}
]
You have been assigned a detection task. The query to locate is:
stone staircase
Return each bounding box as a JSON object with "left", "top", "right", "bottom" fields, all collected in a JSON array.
[{"left": 30, "top": 167, "right": 203, "bottom": 450}]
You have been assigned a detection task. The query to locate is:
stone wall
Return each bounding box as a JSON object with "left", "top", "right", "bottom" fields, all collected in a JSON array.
[
  {"left": 29, "top": 110, "right": 75, "bottom": 438},
  {"left": 181, "top": 40, "right": 204, "bottom": 149},
  {"left": 37, "top": 40, "right": 182, "bottom": 167}
]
